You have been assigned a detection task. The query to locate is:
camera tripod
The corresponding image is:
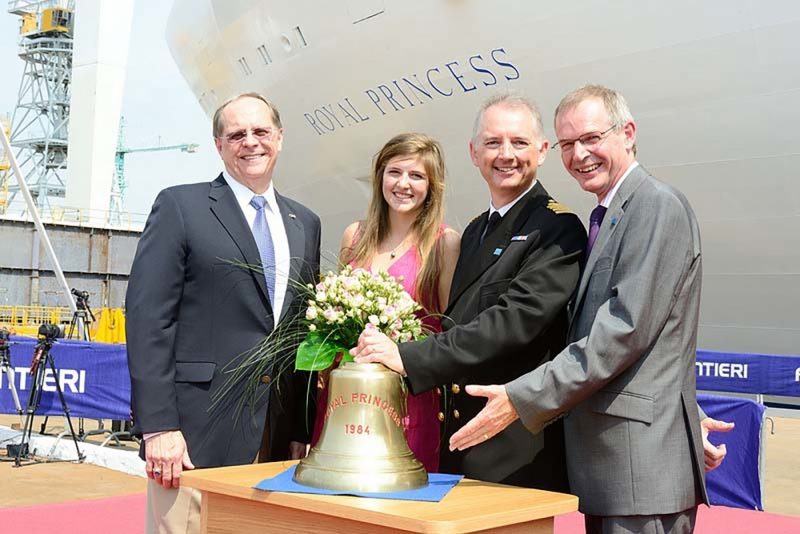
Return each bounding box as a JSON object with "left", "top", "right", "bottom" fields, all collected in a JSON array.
[
  {"left": 13, "top": 334, "right": 84, "bottom": 466},
  {"left": 67, "top": 288, "right": 95, "bottom": 341},
  {"left": 0, "top": 331, "right": 22, "bottom": 415},
  {"left": 67, "top": 309, "right": 93, "bottom": 341}
]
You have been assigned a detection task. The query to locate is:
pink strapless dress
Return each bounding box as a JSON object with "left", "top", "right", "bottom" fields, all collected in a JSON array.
[{"left": 311, "top": 245, "right": 442, "bottom": 472}]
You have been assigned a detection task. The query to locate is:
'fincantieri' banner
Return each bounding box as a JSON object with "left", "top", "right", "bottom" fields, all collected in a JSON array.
[
  {"left": 0, "top": 337, "right": 130, "bottom": 419},
  {"left": 696, "top": 349, "right": 800, "bottom": 397}
]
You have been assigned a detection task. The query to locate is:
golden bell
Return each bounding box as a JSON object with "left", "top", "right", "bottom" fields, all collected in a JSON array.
[{"left": 293, "top": 362, "right": 428, "bottom": 492}]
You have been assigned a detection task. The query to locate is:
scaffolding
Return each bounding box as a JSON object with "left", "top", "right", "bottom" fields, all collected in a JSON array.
[
  {"left": 4, "top": 0, "right": 75, "bottom": 216},
  {"left": 0, "top": 116, "right": 10, "bottom": 213}
]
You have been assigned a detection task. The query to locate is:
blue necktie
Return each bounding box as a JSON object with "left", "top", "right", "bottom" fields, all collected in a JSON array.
[
  {"left": 586, "top": 205, "right": 607, "bottom": 255},
  {"left": 249, "top": 196, "right": 276, "bottom": 304}
]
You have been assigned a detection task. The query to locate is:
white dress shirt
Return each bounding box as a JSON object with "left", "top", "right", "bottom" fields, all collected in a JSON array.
[
  {"left": 223, "top": 171, "right": 290, "bottom": 328},
  {"left": 488, "top": 180, "right": 537, "bottom": 218},
  {"left": 599, "top": 161, "right": 639, "bottom": 208}
]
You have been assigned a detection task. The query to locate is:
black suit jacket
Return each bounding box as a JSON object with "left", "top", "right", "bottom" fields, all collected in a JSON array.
[
  {"left": 126, "top": 174, "right": 320, "bottom": 468},
  {"left": 400, "top": 181, "right": 585, "bottom": 490}
]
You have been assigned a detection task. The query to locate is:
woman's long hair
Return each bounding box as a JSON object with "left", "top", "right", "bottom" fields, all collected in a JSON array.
[{"left": 343, "top": 133, "right": 447, "bottom": 314}]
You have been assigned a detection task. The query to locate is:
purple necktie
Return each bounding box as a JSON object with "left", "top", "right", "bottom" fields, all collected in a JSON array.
[{"left": 586, "top": 205, "right": 607, "bottom": 255}]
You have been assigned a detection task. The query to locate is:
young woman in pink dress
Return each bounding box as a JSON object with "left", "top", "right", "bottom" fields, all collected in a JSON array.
[{"left": 311, "top": 132, "right": 460, "bottom": 472}]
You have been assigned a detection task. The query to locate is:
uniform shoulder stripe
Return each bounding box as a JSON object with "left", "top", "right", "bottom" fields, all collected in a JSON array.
[{"left": 546, "top": 199, "right": 575, "bottom": 215}]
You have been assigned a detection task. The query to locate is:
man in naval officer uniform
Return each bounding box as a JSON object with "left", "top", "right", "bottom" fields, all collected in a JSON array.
[{"left": 353, "top": 93, "right": 586, "bottom": 490}]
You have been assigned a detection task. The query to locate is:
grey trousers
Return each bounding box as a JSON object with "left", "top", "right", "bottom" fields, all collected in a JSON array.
[{"left": 584, "top": 506, "right": 698, "bottom": 534}]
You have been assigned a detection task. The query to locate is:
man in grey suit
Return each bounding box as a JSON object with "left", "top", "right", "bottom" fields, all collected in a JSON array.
[
  {"left": 450, "top": 85, "right": 732, "bottom": 533},
  {"left": 127, "top": 93, "right": 320, "bottom": 533}
]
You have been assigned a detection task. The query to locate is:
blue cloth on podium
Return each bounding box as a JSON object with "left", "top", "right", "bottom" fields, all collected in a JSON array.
[{"left": 255, "top": 465, "right": 463, "bottom": 502}]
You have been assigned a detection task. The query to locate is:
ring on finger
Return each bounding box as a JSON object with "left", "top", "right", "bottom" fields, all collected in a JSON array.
[{"left": 483, "top": 433, "right": 490, "bottom": 441}]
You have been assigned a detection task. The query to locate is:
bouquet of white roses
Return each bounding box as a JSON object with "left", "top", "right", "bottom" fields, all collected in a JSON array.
[
  {"left": 297, "top": 265, "right": 425, "bottom": 371},
  {"left": 213, "top": 265, "right": 427, "bottom": 413}
]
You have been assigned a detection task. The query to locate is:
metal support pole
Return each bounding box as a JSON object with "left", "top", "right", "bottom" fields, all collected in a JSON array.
[{"left": 1, "top": 121, "right": 77, "bottom": 315}]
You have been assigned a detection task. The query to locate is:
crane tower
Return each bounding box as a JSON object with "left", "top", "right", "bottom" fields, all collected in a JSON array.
[
  {"left": 108, "top": 117, "right": 198, "bottom": 225},
  {"left": 0, "top": 116, "right": 10, "bottom": 212},
  {"left": 4, "top": 0, "right": 75, "bottom": 214}
]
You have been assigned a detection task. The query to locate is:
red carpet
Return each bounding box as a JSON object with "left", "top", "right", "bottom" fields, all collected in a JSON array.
[
  {"left": 2, "top": 494, "right": 799, "bottom": 533},
  {"left": 555, "top": 506, "right": 800, "bottom": 533},
  {"left": 0, "top": 493, "right": 146, "bottom": 534}
]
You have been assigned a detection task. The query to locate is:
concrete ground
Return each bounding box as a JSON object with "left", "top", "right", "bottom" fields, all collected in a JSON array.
[
  {"left": 1, "top": 414, "right": 798, "bottom": 515},
  {"left": 762, "top": 415, "right": 800, "bottom": 515},
  {"left": 0, "top": 415, "right": 145, "bottom": 507}
]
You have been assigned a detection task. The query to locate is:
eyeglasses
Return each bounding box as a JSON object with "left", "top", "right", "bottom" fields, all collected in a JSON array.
[
  {"left": 218, "top": 127, "right": 277, "bottom": 144},
  {"left": 553, "top": 125, "right": 617, "bottom": 153}
]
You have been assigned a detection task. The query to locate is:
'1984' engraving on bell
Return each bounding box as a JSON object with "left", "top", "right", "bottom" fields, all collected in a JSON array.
[{"left": 293, "top": 362, "right": 428, "bottom": 492}]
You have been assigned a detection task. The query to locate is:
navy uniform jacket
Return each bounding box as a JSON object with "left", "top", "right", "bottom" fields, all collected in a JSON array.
[
  {"left": 126, "top": 174, "right": 320, "bottom": 467},
  {"left": 400, "top": 181, "right": 585, "bottom": 490}
]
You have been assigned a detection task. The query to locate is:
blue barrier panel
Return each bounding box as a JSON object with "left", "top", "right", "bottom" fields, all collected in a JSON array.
[
  {"left": 698, "top": 394, "right": 765, "bottom": 511},
  {"left": 0, "top": 336, "right": 130, "bottom": 420},
  {"left": 696, "top": 350, "right": 800, "bottom": 397}
]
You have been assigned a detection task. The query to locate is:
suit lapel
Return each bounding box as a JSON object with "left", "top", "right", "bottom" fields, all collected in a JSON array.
[
  {"left": 448, "top": 183, "right": 548, "bottom": 308},
  {"left": 208, "top": 174, "right": 272, "bottom": 312},
  {"left": 573, "top": 166, "right": 648, "bottom": 312},
  {"left": 275, "top": 191, "right": 305, "bottom": 321},
  {"left": 447, "top": 214, "right": 486, "bottom": 308}
]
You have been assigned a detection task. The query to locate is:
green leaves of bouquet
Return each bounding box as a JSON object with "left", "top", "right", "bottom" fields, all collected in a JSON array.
[{"left": 296, "top": 266, "right": 426, "bottom": 371}]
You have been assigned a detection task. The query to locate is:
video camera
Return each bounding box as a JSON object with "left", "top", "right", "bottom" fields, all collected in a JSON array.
[
  {"left": 71, "top": 288, "right": 90, "bottom": 303},
  {"left": 0, "top": 328, "right": 10, "bottom": 360},
  {"left": 37, "top": 323, "right": 63, "bottom": 340},
  {"left": 30, "top": 324, "right": 62, "bottom": 378}
]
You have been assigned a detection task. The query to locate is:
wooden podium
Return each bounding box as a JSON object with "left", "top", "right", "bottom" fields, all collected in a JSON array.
[{"left": 182, "top": 461, "right": 578, "bottom": 533}]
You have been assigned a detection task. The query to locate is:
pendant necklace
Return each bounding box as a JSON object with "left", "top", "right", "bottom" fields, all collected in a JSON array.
[{"left": 389, "top": 236, "right": 408, "bottom": 259}]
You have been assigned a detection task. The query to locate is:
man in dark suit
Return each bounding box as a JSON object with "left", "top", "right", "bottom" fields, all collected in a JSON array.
[
  {"left": 450, "top": 85, "right": 733, "bottom": 534},
  {"left": 126, "top": 93, "right": 320, "bottom": 533},
  {"left": 353, "top": 94, "right": 586, "bottom": 491}
]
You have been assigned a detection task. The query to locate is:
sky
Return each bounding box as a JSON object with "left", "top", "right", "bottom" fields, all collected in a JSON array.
[{"left": 0, "top": 1, "right": 220, "bottom": 222}]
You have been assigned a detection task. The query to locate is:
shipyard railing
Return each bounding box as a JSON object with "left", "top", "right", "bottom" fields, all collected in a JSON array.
[
  {"left": 0, "top": 305, "right": 126, "bottom": 343},
  {"left": 0, "top": 305, "right": 72, "bottom": 328}
]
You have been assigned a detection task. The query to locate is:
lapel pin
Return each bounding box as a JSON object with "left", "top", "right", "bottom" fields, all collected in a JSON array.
[
  {"left": 289, "top": 213, "right": 297, "bottom": 219},
  {"left": 493, "top": 248, "right": 503, "bottom": 256},
  {"left": 610, "top": 216, "right": 618, "bottom": 226},
  {"left": 511, "top": 235, "right": 528, "bottom": 241}
]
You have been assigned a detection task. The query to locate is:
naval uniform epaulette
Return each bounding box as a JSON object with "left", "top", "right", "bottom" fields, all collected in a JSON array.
[{"left": 545, "top": 199, "right": 575, "bottom": 215}]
